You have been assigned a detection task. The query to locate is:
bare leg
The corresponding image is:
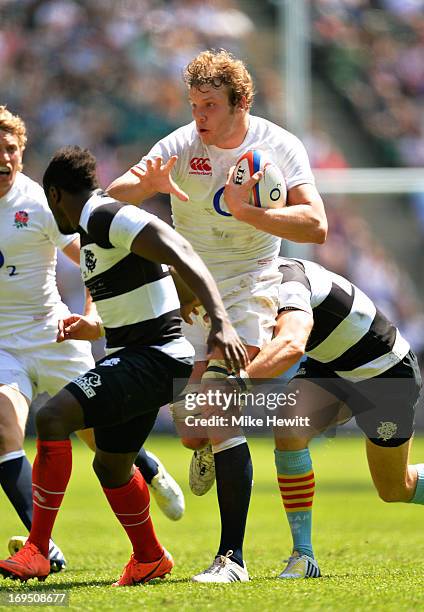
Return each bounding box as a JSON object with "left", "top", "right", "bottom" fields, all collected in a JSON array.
[{"left": 366, "top": 438, "right": 417, "bottom": 502}]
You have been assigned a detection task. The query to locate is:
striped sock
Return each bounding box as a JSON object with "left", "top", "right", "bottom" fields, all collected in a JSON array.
[
  {"left": 275, "top": 448, "right": 315, "bottom": 558},
  {"left": 410, "top": 464, "right": 424, "bottom": 504}
]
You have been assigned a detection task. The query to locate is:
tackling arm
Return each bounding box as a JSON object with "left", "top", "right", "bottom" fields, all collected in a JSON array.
[{"left": 245, "top": 309, "right": 313, "bottom": 380}]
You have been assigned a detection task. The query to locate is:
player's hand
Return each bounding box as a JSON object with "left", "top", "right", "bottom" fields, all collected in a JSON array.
[
  {"left": 206, "top": 319, "right": 249, "bottom": 372},
  {"left": 130, "top": 156, "right": 189, "bottom": 202},
  {"left": 223, "top": 166, "right": 263, "bottom": 220},
  {"left": 57, "top": 315, "right": 103, "bottom": 342},
  {"left": 180, "top": 298, "right": 202, "bottom": 325}
]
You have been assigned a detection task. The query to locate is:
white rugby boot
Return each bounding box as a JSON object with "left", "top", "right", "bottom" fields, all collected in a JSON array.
[
  {"left": 146, "top": 451, "right": 185, "bottom": 521},
  {"left": 192, "top": 550, "right": 249, "bottom": 583}
]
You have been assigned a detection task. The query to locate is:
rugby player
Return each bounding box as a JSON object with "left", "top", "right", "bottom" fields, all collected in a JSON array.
[
  {"left": 230, "top": 256, "right": 422, "bottom": 579},
  {"left": 107, "top": 48, "right": 327, "bottom": 583},
  {"left": 0, "top": 145, "right": 247, "bottom": 585},
  {"left": 0, "top": 106, "right": 185, "bottom": 575},
  {"left": 0, "top": 106, "right": 94, "bottom": 571}
]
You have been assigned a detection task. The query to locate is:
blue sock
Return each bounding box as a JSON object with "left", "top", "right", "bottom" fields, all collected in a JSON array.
[
  {"left": 410, "top": 464, "right": 424, "bottom": 504},
  {"left": 134, "top": 448, "right": 158, "bottom": 484},
  {"left": 215, "top": 442, "right": 253, "bottom": 567},
  {"left": 275, "top": 448, "right": 315, "bottom": 558},
  {"left": 0, "top": 451, "right": 33, "bottom": 531}
]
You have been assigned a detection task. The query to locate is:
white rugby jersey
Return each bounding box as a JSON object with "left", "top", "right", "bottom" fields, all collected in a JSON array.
[
  {"left": 0, "top": 172, "right": 77, "bottom": 339},
  {"left": 278, "top": 258, "right": 410, "bottom": 382},
  {"left": 137, "top": 116, "right": 315, "bottom": 278},
  {"left": 79, "top": 191, "right": 194, "bottom": 359}
]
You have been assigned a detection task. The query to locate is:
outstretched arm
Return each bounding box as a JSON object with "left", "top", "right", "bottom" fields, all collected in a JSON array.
[{"left": 107, "top": 156, "right": 188, "bottom": 204}]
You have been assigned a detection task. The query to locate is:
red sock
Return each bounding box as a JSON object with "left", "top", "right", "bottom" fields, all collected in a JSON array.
[
  {"left": 102, "top": 469, "right": 163, "bottom": 562},
  {"left": 28, "top": 439, "right": 72, "bottom": 557}
]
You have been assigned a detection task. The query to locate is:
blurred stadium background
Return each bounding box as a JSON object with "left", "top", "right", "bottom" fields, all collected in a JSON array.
[{"left": 1, "top": 0, "right": 423, "bottom": 429}]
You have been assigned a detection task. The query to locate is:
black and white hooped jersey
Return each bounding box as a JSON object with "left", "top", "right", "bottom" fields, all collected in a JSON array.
[
  {"left": 78, "top": 191, "right": 194, "bottom": 360},
  {"left": 277, "top": 258, "right": 410, "bottom": 382}
]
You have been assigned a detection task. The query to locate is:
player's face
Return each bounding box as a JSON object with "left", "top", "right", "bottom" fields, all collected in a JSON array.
[
  {"left": 0, "top": 131, "right": 23, "bottom": 198},
  {"left": 46, "top": 187, "right": 76, "bottom": 235},
  {"left": 189, "top": 86, "right": 248, "bottom": 149}
]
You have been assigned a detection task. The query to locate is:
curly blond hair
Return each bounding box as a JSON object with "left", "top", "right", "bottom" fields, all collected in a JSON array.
[
  {"left": 184, "top": 49, "right": 254, "bottom": 110},
  {"left": 0, "top": 106, "right": 27, "bottom": 152}
]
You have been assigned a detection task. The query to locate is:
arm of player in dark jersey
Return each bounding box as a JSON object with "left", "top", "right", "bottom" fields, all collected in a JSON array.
[
  {"left": 168, "top": 266, "right": 201, "bottom": 324},
  {"left": 131, "top": 217, "right": 249, "bottom": 371},
  {"left": 245, "top": 309, "right": 313, "bottom": 380}
]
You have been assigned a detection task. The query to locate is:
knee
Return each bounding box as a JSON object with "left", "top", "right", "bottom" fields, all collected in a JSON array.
[
  {"left": 0, "top": 423, "right": 22, "bottom": 453},
  {"left": 0, "top": 402, "right": 26, "bottom": 453},
  {"left": 92, "top": 454, "right": 134, "bottom": 488},
  {"left": 92, "top": 454, "right": 109, "bottom": 483},
  {"left": 181, "top": 437, "right": 209, "bottom": 451},
  {"left": 35, "top": 401, "right": 70, "bottom": 439}
]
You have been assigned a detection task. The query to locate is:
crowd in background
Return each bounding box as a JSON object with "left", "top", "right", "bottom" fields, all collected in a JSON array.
[
  {"left": 312, "top": 0, "right": 424, "bottom": 167},
  {"left": 1, "top": 0, "right": 423, "bottom": 363},
  {"left": 0, "top": 0, "right": 254, "bottom": 184}
]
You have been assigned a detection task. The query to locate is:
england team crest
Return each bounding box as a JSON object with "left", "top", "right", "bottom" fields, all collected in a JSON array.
[{"left": 14, "top": 210, "right": 29, "bottom": 228}]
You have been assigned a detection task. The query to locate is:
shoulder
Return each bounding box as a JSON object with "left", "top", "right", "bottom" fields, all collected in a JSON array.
[
  {"left": 80, "top": 192, "right": 121, "bottom": 244},
  {"left": 13, "top": 173, "right": 48, "bottom": 209},
  {"left": 81, "top": 192, "right": 154, "bottom": 249},
  {"left": 251, "top": 116, "right": 307, "bottom": 152}
]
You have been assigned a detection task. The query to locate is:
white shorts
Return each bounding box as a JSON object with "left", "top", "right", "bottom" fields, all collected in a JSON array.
[
  {"left": 182, "top": 263, "right": 282, "bottom": 361},
  {"left": 0, "top": 316, "right": 94, "bottom": 403}
]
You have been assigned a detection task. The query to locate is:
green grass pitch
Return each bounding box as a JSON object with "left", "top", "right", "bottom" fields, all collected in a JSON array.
[{"left": 0, "top": 435, "right": 423, "bottom": 611}]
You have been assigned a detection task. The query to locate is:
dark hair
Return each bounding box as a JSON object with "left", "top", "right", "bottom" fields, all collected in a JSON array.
[{"left": 43, "top": 146, "right": 99, "bottom": 194}]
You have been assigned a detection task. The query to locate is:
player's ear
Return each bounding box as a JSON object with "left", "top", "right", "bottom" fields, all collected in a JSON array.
[
  {"left": 237, "top": 95, "right": 248, "bottom": 112},
  {"left": 48, "top": 185, "right": 61, "bottom": 204}
]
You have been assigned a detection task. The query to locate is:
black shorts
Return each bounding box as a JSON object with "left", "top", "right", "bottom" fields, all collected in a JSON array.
[
  {"left": 293, "top": 350, "right": 422, "bottom": 447},
  {"left": 65, "top": 346, "right": 193, "bottom": 453}
]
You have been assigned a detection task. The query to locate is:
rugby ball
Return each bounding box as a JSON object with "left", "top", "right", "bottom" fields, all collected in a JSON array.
[{"left": 233, "top": 150, "right": 287, "bottom": 209}]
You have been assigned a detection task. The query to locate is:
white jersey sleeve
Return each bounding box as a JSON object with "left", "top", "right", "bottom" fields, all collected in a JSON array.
[
  {"left": 79, "top": 192, "right": 155, "bottom": 252},
  {"left": 278, "top": 132, "right": 315, "bottom": 191},
  {"left": 278, "top": 259, "right": 313, "bottom": 315},
  {"left": 42, "top": 204, "right": 78, "bottom": 251},
  {"left": 109, "top": 206, "right": 155, "bottom": 251}
]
